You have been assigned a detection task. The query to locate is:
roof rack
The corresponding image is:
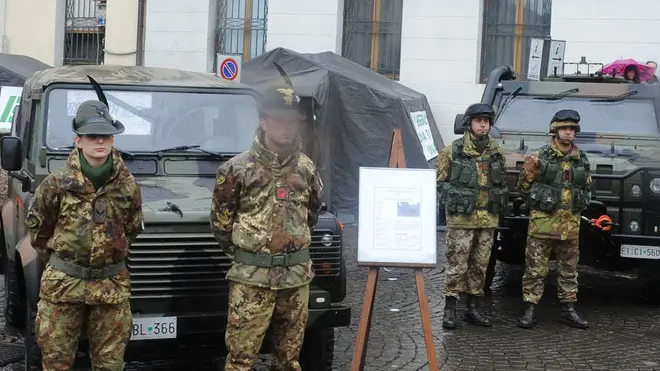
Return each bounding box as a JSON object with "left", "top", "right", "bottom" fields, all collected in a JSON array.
[{"left": 541, "top": 58, "right": 630, "bottom": 83}]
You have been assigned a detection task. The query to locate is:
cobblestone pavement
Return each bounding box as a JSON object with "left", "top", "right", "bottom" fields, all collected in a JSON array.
[{"left": 3, "top": 226, "right": 660, "bottom": 370}]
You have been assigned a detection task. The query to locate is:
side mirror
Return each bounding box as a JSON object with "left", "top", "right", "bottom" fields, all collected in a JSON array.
[
  {"left": 1, "top": 136, "right": 23, "bottom": 171},
  {"left": 320, "top": 202, "right": 328, "bottom": 212},
  {"left": 454, "top": 114, "right": 465, "bottom": 135}
]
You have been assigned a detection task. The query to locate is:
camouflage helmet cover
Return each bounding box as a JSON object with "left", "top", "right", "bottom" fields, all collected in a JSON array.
[
  {"left": 462, "top": 103, "right": 495, "bottom": 127},
  {"left": 72, "top": 100, "right": 125, "bottom": 136},
  {"left": 549, "top": 109, "right": 581, "bottom": 133}
]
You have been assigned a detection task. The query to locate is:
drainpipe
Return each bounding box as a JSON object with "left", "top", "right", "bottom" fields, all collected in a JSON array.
[
  {"left": 0, "top": 0, "right": 7, "bottom": 53},
  {"left": 136, "top": 0, "right": 146, "bottom": 65}
]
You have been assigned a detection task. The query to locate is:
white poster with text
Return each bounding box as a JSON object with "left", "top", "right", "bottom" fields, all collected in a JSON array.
[
  {"left": 358, "top": 167, "right": 437, "bottom": 267},
  {"left": 409, "top": 111, "right": 439, "bottom": 161}
]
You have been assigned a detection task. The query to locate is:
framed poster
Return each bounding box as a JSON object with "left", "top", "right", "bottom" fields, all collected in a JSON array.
[{"left": 357, "top": 167, "right": 437, "bottom": 268}]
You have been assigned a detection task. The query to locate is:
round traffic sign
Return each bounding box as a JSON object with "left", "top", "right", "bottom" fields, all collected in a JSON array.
[{"left": 220, "top": 58, "right": 239, "bottom": 81}]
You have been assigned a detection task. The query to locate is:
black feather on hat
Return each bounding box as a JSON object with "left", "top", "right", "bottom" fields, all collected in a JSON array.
[{"left": 71, "top": 76, "right": 126, "bottom": 135}]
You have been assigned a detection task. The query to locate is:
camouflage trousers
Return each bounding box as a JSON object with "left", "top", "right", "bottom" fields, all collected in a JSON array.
[
  {"left": 35, "top": 299, "right": 132, "bottom": 371},
  {"left": 225, "top": 282, "right": 309, "bottom": 371},
  {"left": 522, "top": 236, "right": 579, "bottom": 304},
  {"left": 444, "top": 228, "right": 494, "bottom": 298}
]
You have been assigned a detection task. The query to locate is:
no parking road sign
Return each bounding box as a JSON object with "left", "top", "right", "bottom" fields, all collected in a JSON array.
[{"left": 216, "top": 54, "right": 242, "bottom": 82}]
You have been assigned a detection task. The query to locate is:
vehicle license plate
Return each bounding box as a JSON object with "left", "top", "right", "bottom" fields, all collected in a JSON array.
[
  {"left": 130, "top": 316, "right": 177, "bottom": 340},
  {"left": 620, "top": 245, "right": 660, "bottom": 260}
]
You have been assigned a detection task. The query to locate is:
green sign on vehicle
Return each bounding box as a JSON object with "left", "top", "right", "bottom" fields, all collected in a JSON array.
[{"left": 0, "top": 86, "right": 22, "bottom": 132}]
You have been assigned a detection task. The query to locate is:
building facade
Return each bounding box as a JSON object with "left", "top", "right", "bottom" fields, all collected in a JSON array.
[{"left": 1, "top": 0, "right": 659, "bottom": 142}]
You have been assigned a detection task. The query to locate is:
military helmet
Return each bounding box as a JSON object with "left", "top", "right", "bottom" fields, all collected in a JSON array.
[
  {"left": 549, "top": 109, "right": 581, "bottom": 133},
  {"left": 72, "top": 100, "right": 125, "bottom": 136},
  {"left": 462, "top": 103, "right": 495, "bottom": 127}
]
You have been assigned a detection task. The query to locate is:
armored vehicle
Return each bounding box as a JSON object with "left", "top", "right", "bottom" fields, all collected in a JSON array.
[
  {"left": 456, "top": 65, "right": 660, "bottom": 291},
  {"left": 0, "top": 65, "right": 349, "bottom": 370}
]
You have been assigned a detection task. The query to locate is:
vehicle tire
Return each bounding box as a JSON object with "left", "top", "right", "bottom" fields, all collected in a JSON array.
[
  {"left": 484, "top": 252, "right": 497, "bottom": 296},
  {"left": 24, "top": 298, "right": 42, "bottom": 371},
  {"left": 4, "top": 253, "right": 26, "bottom": 329},
  {"left": 299, "top": 328, "right": 335, "bottom": 371}
]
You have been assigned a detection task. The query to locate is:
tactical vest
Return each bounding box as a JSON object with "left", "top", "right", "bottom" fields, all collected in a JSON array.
[
  {"left": 441, "top": 138, "right": 508, "bottom": 216},
  {"left": 528, "top": 145, "right": 590, "bottom": 214}
]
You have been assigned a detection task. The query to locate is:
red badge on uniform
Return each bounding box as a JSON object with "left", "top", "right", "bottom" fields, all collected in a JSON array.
[{"left": 276, "top": 187, "right": 287, "bottom": 199}]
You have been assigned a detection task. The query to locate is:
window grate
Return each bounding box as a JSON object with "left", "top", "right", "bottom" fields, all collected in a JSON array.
[
  {"left": 214, "top": 0, "right": 268, "bottom": 70},
  {"left": 64, "top": 0, "right": 105, "bottom": 66},
  {"left": 342, "top": 0, "right": 403, "bottom": 80},
  {"left": 480, "top": 0, "right": 552, "bottom": 82}
]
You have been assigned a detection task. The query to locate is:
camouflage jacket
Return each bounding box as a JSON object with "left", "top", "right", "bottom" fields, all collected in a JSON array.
[
  {"left": 210, "top": 131, "right": 323, "bottom": 290},
  {"left": 436, "top": 132, "right": 507, "bottom": 229},
  {"left": 25, "top": 149, "right": 143, "bottom": 305},
  {"left": 517, "top": 141, "right": 592, "bottom": 240}
]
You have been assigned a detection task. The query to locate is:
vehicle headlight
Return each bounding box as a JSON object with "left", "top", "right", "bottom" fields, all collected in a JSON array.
[
  {"left": 650, "top": 178, "right": 660, "bottom": 195},
  {"left": 629, "top": 220, "right": 641, "bottom": 233},
  {"left": 631, "top": 184, "right": 642, "bottom": 197},
  {"left": 321, "top": 234, "right": 333, "bottom": 247}
]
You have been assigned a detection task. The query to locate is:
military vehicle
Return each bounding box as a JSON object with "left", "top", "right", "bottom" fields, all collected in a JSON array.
[
  {"left": 0, "top": 53, "right": 52, "bottom": 136},
  {"left": 454, "top": 64, "right": 660, "bottom": 291},
  {"left": 0, "top": 65, "right": 349, "bottom": 370}
]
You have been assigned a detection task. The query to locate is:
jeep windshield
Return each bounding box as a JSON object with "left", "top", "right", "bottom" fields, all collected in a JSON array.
[
  {"left": 44, "top": 87, "right": 260, "bottom": 153},
  {"left": 495, "top": 95, "right": 660, "bottom": 138}
]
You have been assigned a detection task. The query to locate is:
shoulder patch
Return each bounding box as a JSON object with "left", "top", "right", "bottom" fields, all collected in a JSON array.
[{"left": 216, "top": 175, "right": 226, "bottom": 185}]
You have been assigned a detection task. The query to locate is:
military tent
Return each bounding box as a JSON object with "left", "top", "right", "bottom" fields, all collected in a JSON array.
[{"left": 243, "top": 48, "right": 444, "bottom": 223}]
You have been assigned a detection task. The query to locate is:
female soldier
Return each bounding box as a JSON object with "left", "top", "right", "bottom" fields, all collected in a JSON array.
[{"left": 26, "top": 94, "right": 143, "bottom": 370}]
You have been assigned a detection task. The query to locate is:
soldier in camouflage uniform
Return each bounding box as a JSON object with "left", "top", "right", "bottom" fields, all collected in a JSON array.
[
  {"left": 210, "top": 84, "right": 323, "bottom": 371},
  {"left": 436, "top": 103, "right": 508, "bottom": 329},
  {"left": 25, "top": 99, "right": 144, "bottom": 370},
  {"left": 517, "top": 109, "right": 591, "bottom": 329}
]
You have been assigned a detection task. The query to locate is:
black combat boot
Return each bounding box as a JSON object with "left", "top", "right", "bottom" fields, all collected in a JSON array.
[
  {"left": 517, "top": 302, "right": 537, "bottom": 329},
  {"left": 464, "top": 294, "right": 491, "bottom": 327},
  {"left": 561, "top": 302, "right": 589, "bottom": 329},
  {"left": 442, "top": 296, "right": 457, "bottom": 329}
]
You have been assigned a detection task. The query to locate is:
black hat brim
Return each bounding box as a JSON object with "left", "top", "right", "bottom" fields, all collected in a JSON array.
[{"left": 263, "top": 109, "right": 305, "bottom": 121}]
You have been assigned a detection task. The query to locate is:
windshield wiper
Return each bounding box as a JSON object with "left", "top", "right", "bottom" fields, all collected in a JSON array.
[
  {"left": 534, "top": 88, "right": 579, "bottom": 101},
  {"left": 589, "top": 90, "right": 638, "bottom": 102},
  {"left": 150, "top": 145, "right": 233, "bottom": 158},
  {"left": 55, "top": 145, "right": 135, "bottom": 158}
]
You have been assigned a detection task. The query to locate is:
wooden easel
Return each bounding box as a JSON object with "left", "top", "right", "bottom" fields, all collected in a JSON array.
[{"left": 350, "top": 129, "right": 439, "bottom": 371}]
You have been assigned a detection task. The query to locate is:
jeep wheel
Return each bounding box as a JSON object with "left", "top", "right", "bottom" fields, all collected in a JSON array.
[
  {"left": 299, "top": 328, "right": 335, "bottom": 371},
  {"left": 4, "top": 254, "right": 26, "bottom": 329},
  {"left": 24, "top": 298, "right": 42, "bottom": 371},
  {"left": 484, "top": 253, "right": 497, "bottom": 296}
]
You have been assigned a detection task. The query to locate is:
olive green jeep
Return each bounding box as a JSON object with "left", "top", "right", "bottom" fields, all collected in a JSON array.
[{"left": 0, "top": 64, "right": 349, "bottom": 370}]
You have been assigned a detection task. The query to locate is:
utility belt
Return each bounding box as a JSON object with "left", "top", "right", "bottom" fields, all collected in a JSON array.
[
  {"left": 48, "top": 254, "right": 126, "bottom": 280},
  {"left": 234, "top": 249, "right": 310, "bottom": 268}
]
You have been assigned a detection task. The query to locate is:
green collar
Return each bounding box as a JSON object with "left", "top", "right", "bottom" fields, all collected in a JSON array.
[{"left": 79, "top": 152, "right": 113, "bottom": 190}]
